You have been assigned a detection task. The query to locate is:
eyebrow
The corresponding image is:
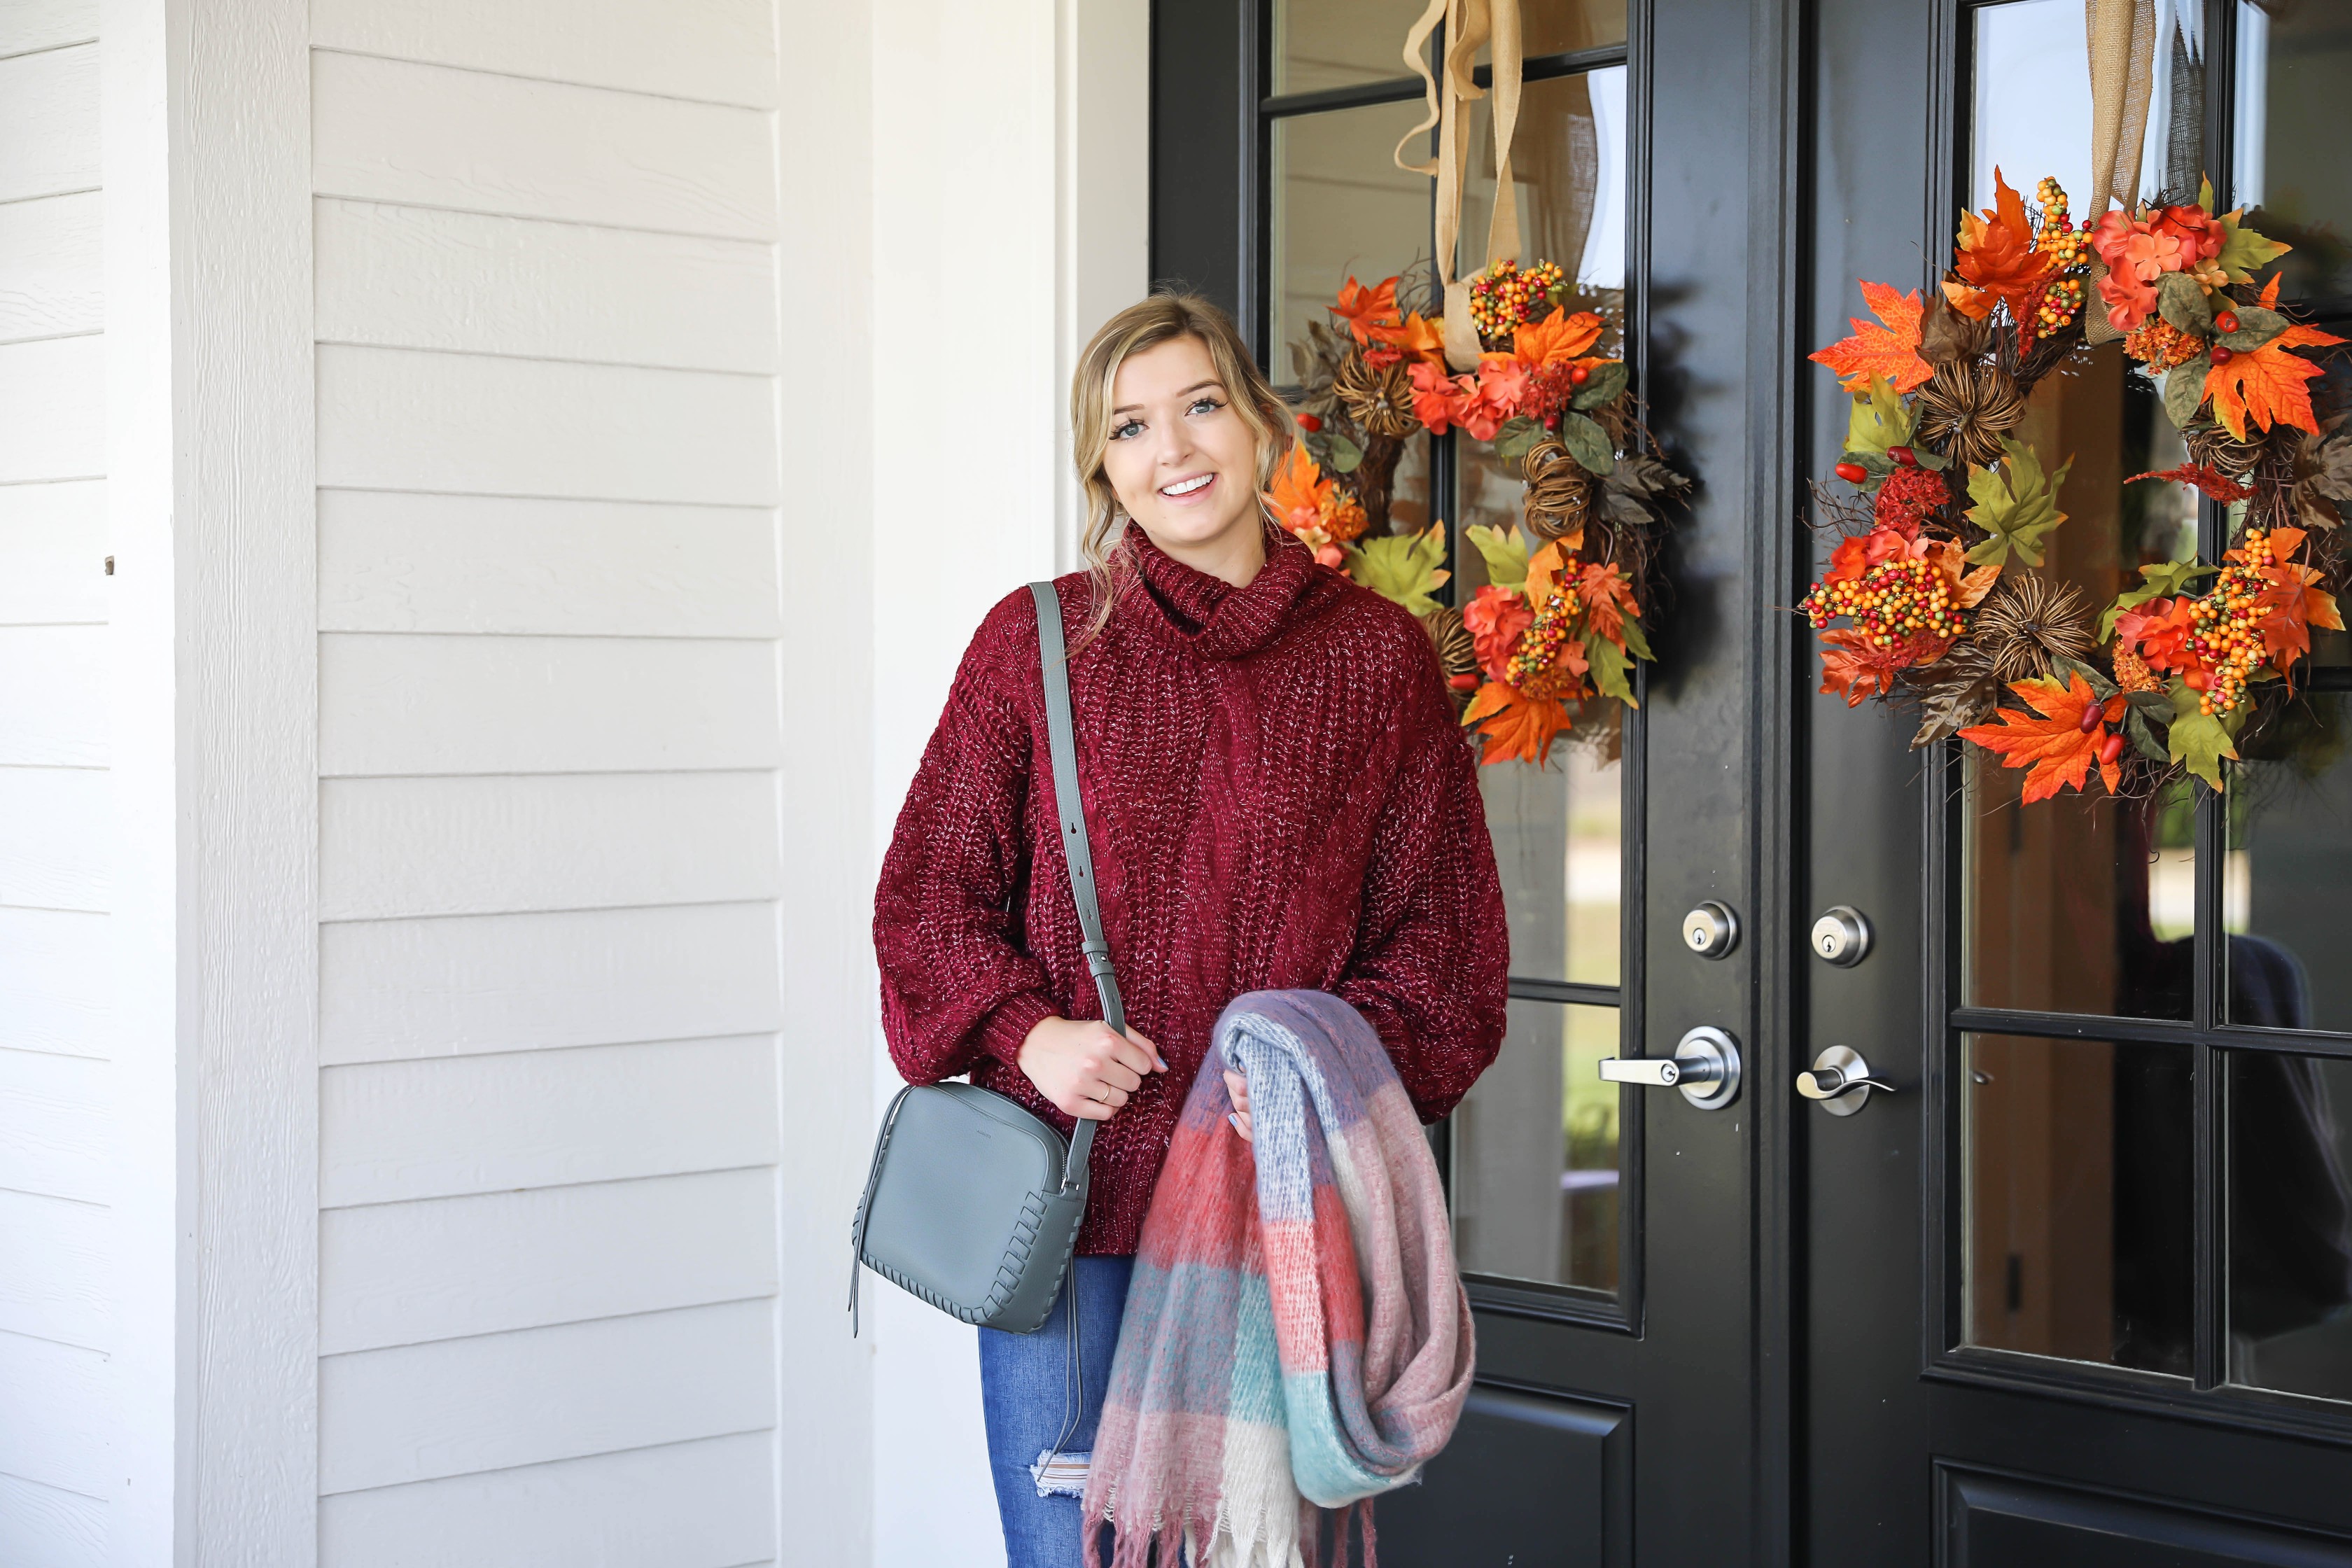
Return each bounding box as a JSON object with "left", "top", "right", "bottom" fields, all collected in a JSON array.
[{"left": 1111, "top": 379, "right": 1226, "bottom": 418}]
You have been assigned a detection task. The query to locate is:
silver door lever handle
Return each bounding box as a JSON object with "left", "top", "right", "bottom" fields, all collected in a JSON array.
[
  {"left": 1598, "top": 1027, "right": 1742, "bottom": 1110},
  {"left": 1599, "top": 1056, "right": 1684, "bottom": 1087},
  {"left": 1797, "top": 1046, "right": 1892, "bottom": 1116},
  {"left": 1796, "top": 1064, "right": 1895, "bottom": 1098}
]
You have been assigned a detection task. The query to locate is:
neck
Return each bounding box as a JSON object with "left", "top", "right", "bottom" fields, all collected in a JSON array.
[{"left": 1140, "top": 519, "right": 1268, "bottom": 588}]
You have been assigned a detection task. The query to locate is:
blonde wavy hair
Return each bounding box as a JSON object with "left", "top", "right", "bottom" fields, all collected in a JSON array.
[{"left": 1068, "top": 293, "right": 1294, "bottom": 655}]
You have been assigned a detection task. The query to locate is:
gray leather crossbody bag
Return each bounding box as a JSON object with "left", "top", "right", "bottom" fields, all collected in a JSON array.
[{"left": 850, "top": 580, "right": 1124, "bottom": 1336}]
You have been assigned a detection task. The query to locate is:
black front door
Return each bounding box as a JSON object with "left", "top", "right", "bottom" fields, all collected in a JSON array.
[{"left": 1155, "top": 1, "right": 2352, "bottom": 1562}]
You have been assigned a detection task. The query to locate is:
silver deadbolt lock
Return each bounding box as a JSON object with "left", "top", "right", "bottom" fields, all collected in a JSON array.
[
  {"left": 1809, "top": 905, "right": 1872, "bottom": 967},
  {"left": 1681, "top": 900, "right": 1739, "bottom": 958}
]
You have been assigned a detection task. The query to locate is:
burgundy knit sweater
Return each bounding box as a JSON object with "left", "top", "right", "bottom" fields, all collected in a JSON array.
[{"left": 873, "top": 526, "right": 1508, "bottom": 1255}]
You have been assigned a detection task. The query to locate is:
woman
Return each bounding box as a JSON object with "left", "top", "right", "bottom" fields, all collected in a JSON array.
[{"left": 873, "top": 292, "right": 1508, "bottom": 1565}]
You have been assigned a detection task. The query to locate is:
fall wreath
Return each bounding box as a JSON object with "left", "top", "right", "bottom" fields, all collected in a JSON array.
[
  {"left": 1272, "top": 265, "right": 1691, "bottom": 766},
  {"left": 1803, "top": 172, "right": 2352, "bottom": 800}
]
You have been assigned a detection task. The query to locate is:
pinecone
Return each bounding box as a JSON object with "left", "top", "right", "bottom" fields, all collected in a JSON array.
[
  {"left": 1522, "top": 438, "right": 1595, "bottom": 543},
  {"left": 1972, "top": 574, "right": 2094, "bottom": 681},
  {"left": 1915, "top": 360, "right": 2029, "bottom": 470},
  {"left": 2110, "top": 645, "right": 2162, "bottom": 693},
  {"left": 1420, "top": 606, "right": 1480, "bottom": 714},
  {"left": 1334, "top": 352, "right": 1419, "bottom": 440}
]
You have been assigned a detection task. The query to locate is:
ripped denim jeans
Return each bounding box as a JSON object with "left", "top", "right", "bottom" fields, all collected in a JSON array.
[{"left": 977, "top": 1253, "right": 1133, "bottom": 1567}]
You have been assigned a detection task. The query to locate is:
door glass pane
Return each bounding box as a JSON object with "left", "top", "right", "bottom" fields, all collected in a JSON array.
[
  {"left": 1271, "top": 0, "right": 1432, "bottom": 96},
  {"left": 1480, "top": 704, "right": 1621, "bottom": 986},
  {"left": 1963, "top": 1034, "right": 2193, "bottom": 1376},
  {"left": 1963, "top": 757, "right": 2195, "bottom": 1021},
  {"left": 1451, "top": 998, "right": 1621, "bottom": 1292},
  {"left": 2232, "top": 1, "right": 2352, "bottom": 309},
  {"left": 2229, "top": 1051, "right": 2352, "bottom": 1400},
  {"left": 1973, "top": 0, "right": 2197, "bottom": 217},
  {"left": 2227, "top": 692, "right": 2352, "bottom": 1031},
  {"left": 1523, "top": 0, "right": 1628, "bottom": 57}
]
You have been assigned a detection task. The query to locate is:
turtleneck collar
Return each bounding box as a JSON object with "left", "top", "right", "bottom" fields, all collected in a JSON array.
[{"left": 1116, "top": 524, "right": 1326, "bottom": 660}]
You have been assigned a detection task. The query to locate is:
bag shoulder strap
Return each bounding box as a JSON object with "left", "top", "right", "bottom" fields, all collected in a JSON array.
[{"left": 1029, "top": 581, "right": 1121, "bottom": 1190}]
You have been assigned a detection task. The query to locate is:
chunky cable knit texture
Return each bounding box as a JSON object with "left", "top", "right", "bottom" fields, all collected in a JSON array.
[{"left": 874, "top": 527, "right": 1508, "bottom": 1255}]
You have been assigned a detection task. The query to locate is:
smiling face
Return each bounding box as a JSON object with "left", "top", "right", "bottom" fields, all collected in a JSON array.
[{"left": 1099, "top": 334, "right": 1271, "bottom": 573}]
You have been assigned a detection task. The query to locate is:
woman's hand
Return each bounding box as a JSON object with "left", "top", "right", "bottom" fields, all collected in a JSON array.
[
  {"left": 1017, "top": 1016, "right": 1166, "bottom": 1120},
  {"left": 1224, "top": 1069, "right": 1252, "bottom": 1142}
]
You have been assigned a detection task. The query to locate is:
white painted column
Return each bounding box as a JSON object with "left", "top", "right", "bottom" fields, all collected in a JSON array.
[{"left": 104, "top": 0, "right": 318, "bottom": 1561}]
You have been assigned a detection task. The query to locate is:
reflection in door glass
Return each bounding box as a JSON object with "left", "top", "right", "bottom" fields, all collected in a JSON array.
[
  {"left": 1973, "top": 0, "right": 2198, "bottom": 218},
  {"left": 1272, "top": 0, "right": 1629, "bottom": 97},
  {"left": 2228, "top": 693, "right": 2352, "bottom": 1031},
  {"left": 1479, "top": 704, "right": 1621, "bottom": 986},
  {"left": 2229, "top": 1051, "right": 2352, "bottom": 1401},
  {"left": 2232, "top": 1, "right": 2352, "bottom": 309},
  {"left": 1451, "top": 999, "right": 1620, "bottom": 1293},
  {"left": 1963, "top": 757, "right": 2194, "bottom": 1020},
  {"left": 1963, "top": 1035, "right": 2192, "bottom": 1376}
]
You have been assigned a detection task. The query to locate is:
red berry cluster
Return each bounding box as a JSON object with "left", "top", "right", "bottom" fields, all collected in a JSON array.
[
  {"left": 1872, "top": 463, "right": 1949, "bottom": 534},
  {"left": 1469, "top": 260, "right": 1567, "bottom": 346},
  {"left": 1521, "top": 360, "right": 1597, "bottom": 429},
  {"left": 1801, "top": 552, "right": 1966, "bottom": 648},
  {"left": 2181, "top": 528, "right": 2281, "bottom": 715},
  {"left": 1508, "top": 591, "right": 1588, "bottom": 699}
]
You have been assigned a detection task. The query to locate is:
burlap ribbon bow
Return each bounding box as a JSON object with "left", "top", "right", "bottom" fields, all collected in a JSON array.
[{"left": 1393, "top": 0, "right": 1525, "bottom": 371}]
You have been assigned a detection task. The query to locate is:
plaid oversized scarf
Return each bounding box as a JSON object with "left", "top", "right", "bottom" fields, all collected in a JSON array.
[{"left": 1083, "top": 989, "right": 1476, "bottom": 1568}]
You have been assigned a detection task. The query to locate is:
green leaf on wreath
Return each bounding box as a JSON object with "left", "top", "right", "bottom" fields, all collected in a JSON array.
[
  {"left": 1586, "top": 633, "right": 1639, "bottom": 708},
  {"left": 2216, "top": 304, "right": 2288, "bottom": 352},
  {"left": 1963, "top": 438, "right": 2072, "bottom": 568},
  {"left": 1570, "top": 362, "right": 1629, "bottom": 410},
  {"left": 1556, "top": 411, "right": 1616, "bottom": 475},
  {"left": 1842, "top": 374, "right": 1917, "bottom": 461},
  {"left": 1324, "top": 428, "right": 1364, "bottom": 473},
  {"left": 2124, "top": 705, "right": 2168, "bottom": 762},
  {"left": 1618, "top": 614, "right": 1654, "bottom": 662},
  {"left": 1463, "top": 523, "right": 1532, "bottom": 592},
  {"left": 2157, "top": 272, "right": 2213, "bottom": 335},
  {"left": 2166, "top": 678, "right": 2241, "bottom": 790},
  {"left": 1491, "top": 417, "right": 1546, "bottom": 468},
  {"left": 2161, "top": 364, "right": 2207, "bottom": 430},
  {"left": 2101, "top": 559, "right": 2220, "bottom": 637},
  {"left": 1342, "top": 524, "right": 1450, "bottom": 618},
  {"left": 2216, "top": 215, "right": 2290, "bottom": 286}
]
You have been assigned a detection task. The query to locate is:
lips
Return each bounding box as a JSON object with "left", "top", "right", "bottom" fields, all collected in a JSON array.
[{"left": 1159, "top": 472, "right": 1214, "bottom": 498}]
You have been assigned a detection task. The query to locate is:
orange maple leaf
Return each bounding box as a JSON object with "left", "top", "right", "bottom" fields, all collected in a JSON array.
[
  {"left": 1575, "top": 561, "right": 1642, "bottom": 645},
  {"left": 1462, "top": 680, "right": 1573, "bottom": 767},
  {"left": 1524, "top": 537, "right": 1574, "bottom": 603},
  {"left": 1956, "top": 673, "right": 2127, "bottom": 803},
  {"left": 1809, "top": 281, "right": 1932, "bottom": 393},
  {"left": 2251, "top": 525, "right": 2346, "bottom": 678},
  {"left": 1330, "top": 275, "right": 1401, "bottom": 342},
  {"left": 1947, "top": 168, "right": 2055, "bottom": 323},
  {"left": 1512, "top": 307, "right": 1606, "bottom": 370},
  {"left": 1816, "top": 626, "right": 1952, "bottom": 706},
  {"left": 1261, "top": 444, "right": 1366, "bottom": 543},
  {"left": 2204, "top": 324, "right": 2348, "bottom": 440},
  {"left": 1365, "top": 309, "right": 1448, "bottom": 367}
]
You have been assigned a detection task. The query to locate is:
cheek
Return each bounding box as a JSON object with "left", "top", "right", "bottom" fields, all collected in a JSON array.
[{"left": 1100, "top": 440, "right": 1155, "bottom": 512}]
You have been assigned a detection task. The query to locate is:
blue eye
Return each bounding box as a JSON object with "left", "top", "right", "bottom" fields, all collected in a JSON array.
[
  {"left": 1189, "top": 397, "right": 1224, "bottom": 416},
  {"left": 1111, "top": 420, "right": 1143, "bottom": 440}
]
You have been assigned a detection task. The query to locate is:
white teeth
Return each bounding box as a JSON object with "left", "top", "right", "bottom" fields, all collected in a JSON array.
[{"left": 1160, "top": 474, "right": 1212, "bottom": 496}]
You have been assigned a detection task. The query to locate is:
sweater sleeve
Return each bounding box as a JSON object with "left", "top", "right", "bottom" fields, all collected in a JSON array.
[
  {"left": 1335, "top": 645, "right": 1511, "bottom": 1122},
  {"left": 873, "top": 604, "right": 1060, "bottom": 1085}
]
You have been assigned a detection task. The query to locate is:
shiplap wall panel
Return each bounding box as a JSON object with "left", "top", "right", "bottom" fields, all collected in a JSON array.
[
  {"left": 312, "top": 52, "right": 776, "bottom": 241},
  {"left": 0, "top": 627, "right": 105, "bottom": 764},
  {"left": 0, "top": 44, "right": 98, "bottom": 203},
  {"left": 319, "top": 772, "right": 779, "bottom": 920},
  {"left": 0, "top": 191, "right": 102, "bottom": 344},
  {"left": 309, "top": 0, "right": 776, "bottom": 108},
  {"left": 316, "top": 344, "right": 777, "bottom": 506},
  {"left": 0, "top": 764, "right": 107, "bottom": 910},
  {"left": 314, "top": 200, "right": 777, "bottom": 373},
  {"left": 0, "top": 0, "right": 97, "bottom": 58},
  {"left": 0, "top": 480, "right": 106, "bottom": 625},
  {"left": 0, "top": 910, "right": 105, "bottom": 1057},
  {"left": 0, "top": 1190, "right": 106, "bottom": 1347},
  {"left": 0, "top": 334, "right": 103, "bottom": 483},
  {"left": 0, "top": 1047, "right": 106, "bottom": 1204},
  {"left": 0, "top": 1332, "right": 108, "bottom": 1496},
  {"left": 317, "top": 1431, "right": 774, "bottom": 1568},
  {"left": 320, "top": 1168, "right": 776, "bottom": 1352},
  {"left": 318, "top": 1298, "right": 774, "bottom": 1493},
  {"left": 317, "top": 490, "right": 780, "bottom": 638},
  {"left": 321, "top": 1036, "right": 777, "bottom": 1204},
  {"left": 0, "top": 1471, "right": 104, "bottom": 1568},
  {"left": 319, "top": 904, "right": 780, "bottom": 1063},
  {"left": 319, "top": 634, "right": 781, "bottom": 777}
]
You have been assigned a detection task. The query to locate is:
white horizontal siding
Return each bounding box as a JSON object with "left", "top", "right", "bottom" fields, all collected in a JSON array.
[
  {"left": 318, "top": 489, "right": 780, "bottom": 638},
  {"left": 312, "top": 51, "right": 776, "bottom": 241},
  {"left": 317, "top": 1432, "right": 774, "bottom": 1568},
  {"left": 0, "top": 1469, "right": 104, "bottom": 1568},
  {"left": 0, "top": 334, "right": 103, "bottom": 483},
  {"left": 320, "top": 771, "right": 779, "bottom": 920},
  {"left": 316, "top": 344, "right": 778, "bottom": 506},
  {"left": 321, "top": 1035, "right": 778, "bottom": 1204},
  {"left": 318, "top": 633, "right": 780, "bottom": 776},
  {"left": 309, "top": 0, "right": 776, "bottom": 108},
  {"left": 0, "top": 43, "right": 98, "bottom": 203},
  {"left": 0, "top": 191, "right": 102, "bottom": 346},
  {"left": 319, "top": 903, "right": 781, "bottom": 1064},
  {"left": 0, "top": 480, "right": 106, "bottom": 626},
  {"left": 0, "top": 764, "right": 106, "bottom": 910},
  {"left": 321, "top": 1168, "right": 776, "bottom": 1352},
  {"left": 314, "top": 200, "right": 778, "bottom": 373},
  {"left": 318, "top": 1298, "right": 774, "bottom": 1494},
  {"left": 0, "top": 1189, "right": 106, "bottom": 1348},
  {"left": 0, "top": 1331, "right": 108, "bottom": 1497},
  {"left": 0, "top": 1046, "right": 106, "bottom": 1205},
  {"left": 0, "top": 0, "right": 97, "bottom": 59},
  {"left": 0, "top": 909, "right": 106, "bottom": 1058}
]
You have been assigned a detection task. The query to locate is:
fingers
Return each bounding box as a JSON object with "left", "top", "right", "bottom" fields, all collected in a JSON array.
[
  {"left": 1222, "top": 1069, "right": 1250, "bottom": 1110},
  {"left": 1228, "top": 1110, "right": 1253, "bottom": 1142},
  {"left": 1107, "top": 1028, "right": 1166, "bottom": 1077},
  {"left": 1085, "top": 1054, "right": 1144, "bottom": 1096}
]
